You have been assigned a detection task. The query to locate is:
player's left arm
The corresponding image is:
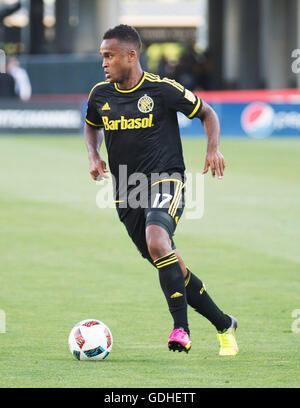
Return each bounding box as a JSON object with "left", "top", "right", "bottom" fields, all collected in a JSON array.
[
  {"left": 197, "top": 100, "right": 225, "bottom": 179},
  {"left": 161, "top": 80, "right": 225, "bottom": 178}
]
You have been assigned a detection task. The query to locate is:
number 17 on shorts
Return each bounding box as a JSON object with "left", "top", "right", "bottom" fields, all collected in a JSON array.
[{"left": 150, "top": 178, "right": 185, "bottom": 223}]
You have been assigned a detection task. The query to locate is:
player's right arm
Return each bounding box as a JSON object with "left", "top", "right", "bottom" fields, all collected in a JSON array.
[
  {"left": 84, "top": 124, "right": 109, "bottom": 180},
  {"left": 84, "top": 83, "right": 109, "bottom": 181}
]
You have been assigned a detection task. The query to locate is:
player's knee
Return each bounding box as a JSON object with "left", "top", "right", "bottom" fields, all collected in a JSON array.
[{"left": 146, "top": 224, "right": 172, "bottom": 261}]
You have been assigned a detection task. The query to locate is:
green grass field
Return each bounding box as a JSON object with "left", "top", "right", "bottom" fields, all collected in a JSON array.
[{"left": 0, "top": 135, "right": 299, "bottom": 388}]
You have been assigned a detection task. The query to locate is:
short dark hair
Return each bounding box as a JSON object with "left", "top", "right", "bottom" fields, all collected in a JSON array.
[{"left": 103, "top": 24, "right": 142, "bottom": 54}]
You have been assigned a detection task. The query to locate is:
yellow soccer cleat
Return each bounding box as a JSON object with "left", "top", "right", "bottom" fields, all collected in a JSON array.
[{"left": 217, "top": 316, "right": 238, "bottom": 356}]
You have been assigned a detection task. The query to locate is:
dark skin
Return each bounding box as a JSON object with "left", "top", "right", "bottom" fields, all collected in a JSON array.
[{"left": 84, "top": 38, "right": 225, "bottom": 278}]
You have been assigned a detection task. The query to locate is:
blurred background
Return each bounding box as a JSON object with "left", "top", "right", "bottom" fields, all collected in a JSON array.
[{"left": 1, "top": 0, "right": 300, "bottom": 136}]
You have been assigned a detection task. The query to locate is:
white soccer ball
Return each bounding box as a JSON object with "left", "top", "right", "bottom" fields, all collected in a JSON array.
[{"left": 68, "top": 319, "right": 113, "bottom": 361}]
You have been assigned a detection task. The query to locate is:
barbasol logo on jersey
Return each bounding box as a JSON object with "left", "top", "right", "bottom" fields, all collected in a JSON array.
[
  {"left": 241, "top": 102, "right": 275, "bottom": 138},
  {"left": 102, "top": 114, "right": 154, "bottom": 131}
]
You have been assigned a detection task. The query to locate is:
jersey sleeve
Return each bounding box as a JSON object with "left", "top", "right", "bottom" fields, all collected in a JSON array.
[
  {"left": 162, "top": 79, "right": 202, "bottom": 119},
  {"left": 85, "top": 86, "right": 104, "bottom": 128}
]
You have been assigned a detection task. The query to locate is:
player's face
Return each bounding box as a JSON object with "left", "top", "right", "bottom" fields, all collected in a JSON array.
[{"left": 100, "top": 39, "right": 132, "bottom": 83}]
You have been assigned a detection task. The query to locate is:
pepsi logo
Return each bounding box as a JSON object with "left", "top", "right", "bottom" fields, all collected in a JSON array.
[{"left": 241, "top": 102, "right": 275, "bottom": 138}]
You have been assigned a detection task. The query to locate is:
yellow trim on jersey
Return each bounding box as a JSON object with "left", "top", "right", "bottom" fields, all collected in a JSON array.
[
  {"left": 85, "top": 118, "right": 103, "bottom": 127},
  {"left": 145, "top": 72, "right": 184, "bottom": 92},
  {"left": 162, "top": 78, "right": 184, "bottom": 92},
  {"left": 168, "top": 181, "right": 181, "bottom": 217},
  {"left": 144, "top": 73, "right": 163, "bottom": 82},
  {"left": 170, "top": 190, "right": 182, "bottom": 219},
  {"left": 171, "top": 184, "right": 184, "bottom": 218},
  {"left": 88, "top": 80, "right": 109, "bottom": 101},
  {"left": 114, "top": 200, "right": 125, "bottom": 203},
  {"left": 168, "top": 180, "right": 184, "bottom": 218},
  {"left": 145, "top": 72, "right": 201, "bottom": 118},
  {"left": 114, "top": 72, "right": 146, "bottom": 93},
  {"left": 151, "top": 178, "right": 183, "bottom": 187},
  {"left": 168, "top": 181, "right": 181, "bottom": 218},
  {"left": 145, "top": 72, "right": 160, "bottom": 80},
  {"left": 188, "top": 96, "right": 201, "bottom": 119}
]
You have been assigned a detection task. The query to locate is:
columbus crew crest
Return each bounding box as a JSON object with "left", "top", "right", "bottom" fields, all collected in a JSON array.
[{"left": 138, "top": 94, "right": 154, "bottom": 113}]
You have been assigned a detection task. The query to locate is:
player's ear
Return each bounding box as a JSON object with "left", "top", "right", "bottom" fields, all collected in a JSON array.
[{"left": 128, "top": 49, "right": 137, "bottom": 62}]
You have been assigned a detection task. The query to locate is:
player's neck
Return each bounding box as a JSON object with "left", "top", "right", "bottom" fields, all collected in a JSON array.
[{"left": 117, "top": 67, "right": 143, "bottom": 90}]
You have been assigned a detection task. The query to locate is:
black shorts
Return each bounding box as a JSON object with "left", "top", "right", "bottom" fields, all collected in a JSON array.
[{"left": 116, "top": 177, "right": 185, "bottom": 264}]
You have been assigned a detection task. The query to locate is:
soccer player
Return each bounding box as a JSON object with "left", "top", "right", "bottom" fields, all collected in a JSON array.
[{"left": 84, "top": 24, "right": 238, "bottom": 356}]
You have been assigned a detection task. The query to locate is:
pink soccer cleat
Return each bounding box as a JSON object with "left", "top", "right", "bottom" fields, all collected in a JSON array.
[{"left": 168, "top": 328, "right": 192, "bottom": 353}]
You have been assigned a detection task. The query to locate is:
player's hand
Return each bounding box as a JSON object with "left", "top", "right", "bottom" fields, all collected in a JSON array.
[
  {"left": 202, "top": 150, "right": 225, "bottom": 179},
  {"left": 89, "top": 155, "right": 109, "bottom": 181}
]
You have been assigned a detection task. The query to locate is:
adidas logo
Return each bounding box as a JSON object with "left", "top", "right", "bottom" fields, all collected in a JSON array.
[
  {"left": 170, "top": 292, "right": 183, "bottom": 299},
  {"left": 102, "top": 102, "right": 110, "bottom": 110}
]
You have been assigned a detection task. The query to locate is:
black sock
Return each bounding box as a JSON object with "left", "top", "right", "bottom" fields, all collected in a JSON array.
[
  {"left": 154, "top": 252, "right": 189, "bottom": 334},
  {"left": 185, "top": 269, "right": 231, "bottom": 332}
]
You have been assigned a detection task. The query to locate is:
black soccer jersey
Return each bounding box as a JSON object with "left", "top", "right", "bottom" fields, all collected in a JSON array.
[{"left": 85, "top": 71, "right": 202, "bottom": 198}]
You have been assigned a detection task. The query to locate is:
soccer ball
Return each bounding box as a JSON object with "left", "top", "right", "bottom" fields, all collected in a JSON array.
[{"left": 68, "top": 319, "right": 113, "bottom": 361}]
